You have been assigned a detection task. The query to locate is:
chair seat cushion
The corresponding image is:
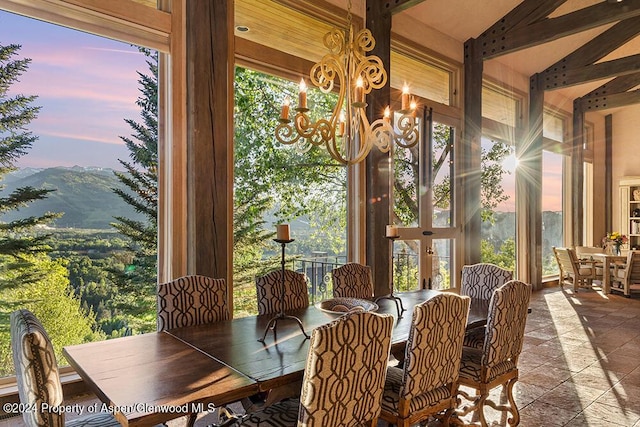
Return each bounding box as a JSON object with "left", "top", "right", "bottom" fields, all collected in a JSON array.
[
  {"left": 462, "top": 327, "right": 485, "bottom": 349},
  {"left": 578, "top": 267, "right": 593, "bottom": 276},
  {"left": 66, "top": 413, "right": 121, "bottom": 427},
  {"left": 459, "top": 347, "right": 516, "bottom": 383},
  {"left": 381, "top": 366, "right": 452, "bottom": 416},
  {"left": 240, "top": 398, "right": 299, "bottom": 426}
]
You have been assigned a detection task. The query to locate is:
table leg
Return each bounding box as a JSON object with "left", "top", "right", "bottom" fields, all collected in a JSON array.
[{"left": 603, "top": 257, "right": 611, "bottom": 294}]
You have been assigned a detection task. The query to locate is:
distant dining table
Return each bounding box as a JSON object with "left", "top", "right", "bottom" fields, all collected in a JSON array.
[
  {"left": 64, "top": 289, "right": 489, "bottom": 427},
  {"left": 589, "top": 252, "right": 627, "bottom": 293}
]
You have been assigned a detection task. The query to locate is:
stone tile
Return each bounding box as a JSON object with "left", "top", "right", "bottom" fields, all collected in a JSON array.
[
  {"left": 518, "top": 400, "right": 578, "bottom": 426},
  {"left": 582, "top": 401, "right": 640, "bottom": 426},
  {"left": 535, "top": 382, "right": 605, "bottom": 412},
  {"left": 565, "top": 412, "right": 629, "bottom": 426}
]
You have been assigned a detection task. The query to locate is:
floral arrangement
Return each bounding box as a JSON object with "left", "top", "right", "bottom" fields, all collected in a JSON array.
[{"left": 604, "top": 232, "right": 628, "bottom": 246}]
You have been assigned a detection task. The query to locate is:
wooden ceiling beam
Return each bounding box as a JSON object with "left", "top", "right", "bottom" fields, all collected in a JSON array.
[
  {"left": 479, "top": 0, "right": 567, "bottom": 37},
  {"left": 585, "top": 72, "right": 640, "bottom": 97},
  {"left": 542, "top": 54, "right": 640, "bottom": 90},
  {"left": 545, "top": 15, "right": 640, "bottom": 72},
  {"left": 481, "top": 0, "right": 640, "bottom": 60},
  {"left": 387, "top": 0, "right": 426, "bottom": 14},
  {"left": 577, "top": 88, "right": 640, "bottom": 111}
]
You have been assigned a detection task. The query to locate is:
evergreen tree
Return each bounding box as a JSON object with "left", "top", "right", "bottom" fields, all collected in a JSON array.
[
  {"left": 0, "top": 44, "right": 59, "bottom": 304},
  {"left": 110, "top": 48, "right": 158, "bottom": 330}
]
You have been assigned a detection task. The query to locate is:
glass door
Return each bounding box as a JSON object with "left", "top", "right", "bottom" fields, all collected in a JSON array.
[{"left": 391, "top": 108, "right": 459, "bottom": 291}]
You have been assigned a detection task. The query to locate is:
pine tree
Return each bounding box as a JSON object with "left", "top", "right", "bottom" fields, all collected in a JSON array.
[
  {"left": 110, "top": 48, "right": 158, "bottom": 329},
  {"left": 0, "top": 44, "right": 59, "bottom": 298}
]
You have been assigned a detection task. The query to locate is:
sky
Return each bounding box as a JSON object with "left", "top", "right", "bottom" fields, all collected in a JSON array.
[{"left": 0, "top": 10, "right": 149, "bottom": 170}]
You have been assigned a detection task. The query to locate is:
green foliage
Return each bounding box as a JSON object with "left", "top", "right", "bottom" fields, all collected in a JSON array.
[
  {"left": 0, "top": 43, "right": 63, "bottom": 308},
  {"left": 0, "top": 254, "right": 104, "bottom": 376},
  {"left": 233, "top": 67, "right": 347, "bottom": 315},
  {"left": 480, "top": 238, "right": 516, "bottom": 271}
]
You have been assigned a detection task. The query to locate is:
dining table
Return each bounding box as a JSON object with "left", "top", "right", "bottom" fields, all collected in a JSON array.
[
  {"left": 589, "top": 252, "right": 627, "bottom": 293},
  {"left": 63, "top": 289, "right": 489, "bottom": 427}
]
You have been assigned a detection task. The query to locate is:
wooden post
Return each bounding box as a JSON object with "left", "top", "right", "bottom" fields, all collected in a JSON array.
[
  {"left": 185, "top": 1, "right": 234, "bottom": 290},
  {"left": 572, "top": 100, "right": 585, "bottom": 246},
  {"left": 365, "top": 0, "right": 392, "bottom": 297},
  {"left": 462, "top": 38, "right": 483, "bottom": 265}
]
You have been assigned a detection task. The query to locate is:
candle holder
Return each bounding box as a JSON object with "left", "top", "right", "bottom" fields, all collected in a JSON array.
[
  {"left": 258, "top": 238, "right": 310, "bottom": 343},
  {"left": 375, "top": 236, "right": 406, "bottom": 317}
]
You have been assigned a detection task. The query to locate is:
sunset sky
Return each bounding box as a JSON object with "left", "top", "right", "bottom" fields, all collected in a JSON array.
[{"left": 0, "top": 10, "right": 148, "bottom": 170}]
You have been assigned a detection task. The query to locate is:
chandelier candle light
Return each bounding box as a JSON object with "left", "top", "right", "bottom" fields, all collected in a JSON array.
[{"left": 275, "top": 0, "right": 419, "bottom": 165}]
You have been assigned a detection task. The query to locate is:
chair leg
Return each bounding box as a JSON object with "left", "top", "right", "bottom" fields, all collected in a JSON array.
[
  {"left": 476, "top": 393, "right": 489, "bottom": 427},
  {"left": 505, "top": 377, "right": 520, "bottom": 426}
]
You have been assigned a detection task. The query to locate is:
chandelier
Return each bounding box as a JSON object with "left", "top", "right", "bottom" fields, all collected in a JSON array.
[{"left": 275, "top": 0, "right": 419, "bottom": 165}]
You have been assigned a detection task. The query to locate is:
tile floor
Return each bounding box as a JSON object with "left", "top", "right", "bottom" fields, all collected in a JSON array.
[{"left": 2, "top": 285, "right": 640, "bottom": 426}]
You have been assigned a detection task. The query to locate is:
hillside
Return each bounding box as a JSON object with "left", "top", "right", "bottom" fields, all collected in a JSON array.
[{"left": 0, "top": 167, "right": 145, "bottom": 229}]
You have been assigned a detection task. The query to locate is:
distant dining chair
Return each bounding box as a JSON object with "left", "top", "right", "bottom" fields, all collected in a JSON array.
[
  {"left": 460, "top": 263, "right": 512, "bottom": 349},
  {"left": 10, "top": 309, "right": 121, "bottom": 427},
  {"left": 553, "top": 247, "right": 596, "bottom": 292},
  {"left": 574, "top": 245, "right": 605, "bottom": 282},
  {"left": 331, "top": 262, "right": 374, "bottom": 300},
  {"left": 256, "top": 269, "right": 309, "bottom": 315},
  {"left": 380, "top": 293, "right": 470, "bottom": 427},
  {"left": 456, "top": 280, "right": 532, "bottom": 427},
  {"left": 240, "top": 311, "right": 394, "bottom": 426},
  {"left": 611, "top": 250, "right": 640, "bottom": 297},
  {"left": 157, "top": 275, "right": 229, "bottom": 331}
]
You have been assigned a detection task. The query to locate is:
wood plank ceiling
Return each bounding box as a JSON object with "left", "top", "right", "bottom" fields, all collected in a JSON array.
[{"left": 136, "top": 0, "right": 640, "bottom": 110}]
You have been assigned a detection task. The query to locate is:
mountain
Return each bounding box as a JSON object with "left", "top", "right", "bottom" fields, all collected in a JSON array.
[{"left": 0, "top": 167, "right": 145, "bottom": 229}]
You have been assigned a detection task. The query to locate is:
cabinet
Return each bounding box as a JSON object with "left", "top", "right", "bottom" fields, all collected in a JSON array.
[{"left": 620, "top": 177, "right": 640, "bottom": 250}]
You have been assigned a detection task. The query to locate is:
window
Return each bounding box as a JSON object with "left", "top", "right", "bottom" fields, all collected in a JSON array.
[
  {"left": 0, "top": 10, "right": 158, "bottom": 376},
  {"left": 541, "top": 109, "right": 569, "bottom": 276}
]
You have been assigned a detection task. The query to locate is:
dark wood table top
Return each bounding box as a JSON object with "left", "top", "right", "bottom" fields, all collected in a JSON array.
[
  {"left": 167, "top": 289, "right": 489, "bottom": 391},
  {"left": 63, "top": 332, "right": 258, "bottom": 427}
]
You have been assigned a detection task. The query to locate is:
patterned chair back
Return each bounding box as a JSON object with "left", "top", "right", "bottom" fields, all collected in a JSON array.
[
  {"left": 331, "top": 263, "right": 374, "bottom": 299},
  {"left": 400, "top": 293, "right": 470, "bottom": 401},
  {"left": 482, "top": 280, "right": 532, "bottom": 382},
  {"left": 298, "top": 311, "right": 393, "bottom": 426},
  {"left": 157, "top": 275, "right": 229, "bottom": 331},
  {"left": 11, "top": 309, "right": 65, "bottom": 427},
  {"left": 255, "top": 269, "right": 309, "bottom": 315},
  {"left": 460, "top": 263, "right": 513, "bottom": 300}
]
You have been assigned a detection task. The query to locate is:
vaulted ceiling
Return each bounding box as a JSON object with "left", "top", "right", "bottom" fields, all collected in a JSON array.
[{"left": 324, "top": 0, "right": 640, "bottom": 111}]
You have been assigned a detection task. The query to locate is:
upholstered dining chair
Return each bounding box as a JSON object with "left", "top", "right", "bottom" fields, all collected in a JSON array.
[
  {"left": 157, "top": 274, "right": 230, "bottom": 331},
  {"left": 380, "top": 293, "right": 470, "bottom": 427},
  {"left": 10, "top": 309, "right": 121, "bottom": 427},
  {"left": 157, "top": 275, "right": 231, "bottom": 426},
  {"left": 460, "top": 263, "right": 513, "bottom": 301},
  {"left": 460, "top": 263, "right": 512, "bottom": 349},
  {"left": 455, "top": 280, "right": 532, "bottom": 427},
  {"left": 331, "top": 262, "right": 374, "bottom": 299},
  {"left": 240, "top": 310, "right": 394, "bottom": 426},
  {"left": 255, "top": 269, "right": 309, "bottom": 315}
]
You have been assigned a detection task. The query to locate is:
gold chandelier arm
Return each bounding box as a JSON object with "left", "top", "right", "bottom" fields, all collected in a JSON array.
[
  {"left": 368, "top": 117, "right": 393, "bottom": 154},
  {"left": 394, "top": 114, "right": 420, "bottom": 148}
]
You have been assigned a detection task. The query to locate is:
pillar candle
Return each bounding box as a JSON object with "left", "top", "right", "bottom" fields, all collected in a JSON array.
[
  {"left": 280, "top": 98, "right": 290, "bottom": 120},
  {"left": 298, "top": 79, "right": 307, "bottom": 109},
  {"left": 355, "top": 76, "right": 364, "bottom": 104},
  {"left": 401, "top": 84, "right": 410, "bottom": 111},
  {"left": 276, "top": 224, "right": 290, "bottom": 241},
  {"left": 383, "top": 106, "right": 391, "bottom": 123}
]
